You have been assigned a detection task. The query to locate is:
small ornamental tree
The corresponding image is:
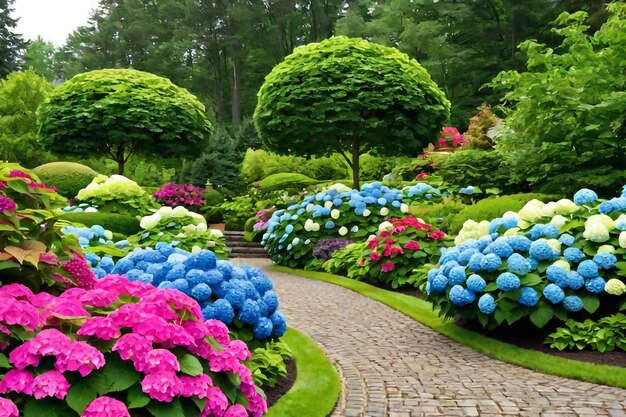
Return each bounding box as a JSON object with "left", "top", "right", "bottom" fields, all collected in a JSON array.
[
  {"left": 254, "top": 36, "right": 450, "bottom": 189},
  {"left": 38, "top": 69, "right": 213, "bottom": 175}
]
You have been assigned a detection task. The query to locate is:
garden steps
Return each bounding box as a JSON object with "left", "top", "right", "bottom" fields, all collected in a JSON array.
[{"left": 224, "top": 230, "right": 268, "bottom": 258}]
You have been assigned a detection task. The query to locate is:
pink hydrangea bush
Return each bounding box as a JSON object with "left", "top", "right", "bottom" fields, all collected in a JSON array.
[
  {"left": 0, "top": 276, "right": 267, "bottom": 417},
  {"left": 153, "top": 183, "right": 205, "bottom": 209}
]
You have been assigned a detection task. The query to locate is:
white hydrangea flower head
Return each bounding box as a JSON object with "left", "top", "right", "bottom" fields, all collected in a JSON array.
[
  {"left": 378, "top": 221, "right": 393, "bottom": 232},
  {"left": 555, "top": 198, "right": 579, "bottom": 215},
  {"left": 550, "top": 215, "right": 568, "bottom": 228},
  {"left": 605, "top": 279, "right": 626, "bottom": 295},
  {"left": 620, "top": 231, "right": 626, "bottom": 248},
  {"left": 324, "top": 201, "right": 333, "bottom": 209},
  {"left": 328, "top": 183, "right": 351, "bottom": 193},
  {"left": 553, "top": 260, "right": 571, "bottom": 271},
  {"left": 306, "top": 204, "right": 315, "bottom": 213},
  {"left": 380, "top": 207, "right": 389, "bottom": 216},
  {"left": 338, "top": 226, "right": 348, "bottom": 236},
  {"left": 583, "top": 223, "right": 610, "bottom": 243},
  {"left": 518, "top": 199, "right": 545, "bottom": 222},
  {"left": 400, "top": 203, "right": 409, "bottom": 213},
  {"left": 541, "top": 201, "right": 557, "bottom": 217},
  {"left": 363, "top": 209, "right": 371, "bottom": 217},
  {"left": 597, "top": 245, "right": 615, "bottom": 254},
  {"left": 330, "top": 209, "right": 340, "bottom": 219},
  {"left": 585, "top": 214, "right": 615, "bottom": 231}
]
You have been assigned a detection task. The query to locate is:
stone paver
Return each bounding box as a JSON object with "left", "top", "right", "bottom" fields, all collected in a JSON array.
[{"left": 236, "top": 259, "right": 626, "bottom": 417}]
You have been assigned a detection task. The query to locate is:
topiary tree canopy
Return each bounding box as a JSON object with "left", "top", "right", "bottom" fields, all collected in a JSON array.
[
  {"left": 37, "top": 69, "right": 213, "bottom": 175},
  {"left": 254, "top": 36, "right": 450, "bottom": 189}
]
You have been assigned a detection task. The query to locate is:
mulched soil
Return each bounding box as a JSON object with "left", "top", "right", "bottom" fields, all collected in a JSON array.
[
  {"left": 379, "top": 282, "right": 626, "bottom": 368},
  {"left": 264, "top": 358, "right": 297, "bottom": 407}
]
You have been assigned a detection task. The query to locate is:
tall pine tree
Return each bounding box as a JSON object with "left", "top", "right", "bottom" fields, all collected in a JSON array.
[{"left": 0, "top": 0, "right": 25, "bottom": 77}]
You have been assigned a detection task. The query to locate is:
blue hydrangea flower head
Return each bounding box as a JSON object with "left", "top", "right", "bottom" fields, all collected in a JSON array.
[
  {"left": 431, "top": 274, "right": 449, "bottom": 292},
  {"left": 507, "top": 253, "right": 531, "bottom": 276},
  {"left": 271, "top": 311, "right": 287, "bottom": 337},
  {"left": 577, "top": 260, "right": 599, "bottom": 279},
  {"left": 529, "top": 239, "right": 557, "bottom": 261},
  {"left": 566, "top": 271, "right": 584, "bottom": 290},
  {"left": 546, "top": 265, "right": 568, "bottom": 283},
  {"left": 466, "top": 274, "right": 487, "bottom": 292},
  {"left": 253, "top": 317, "right": 274, "bottom": 340},
  {"left": 439, "top": 248, "right": 460, "bottom": 264},
  {"left": 92, "top": 267, "right": 106, "bottom": 279},
  {"left": 427, "top": 268, "right": 440, "bottom": 283},
  {"left": 205, "top": 270, "right": 224, "bottom": 287},
  {"left": 558, "top": 234, "right": 575, "bottom": 247},
  {"left": 449, "top": 285, "right": 475, "bottom": 306},
  {"left": 467, "top": 253, "right": 484, "bottom": 272},
  {"left": 224, "top": 288, "right": 246, "bottom": 309},
  {"left": 186, "top": 269, "right": 208, "bottom": 286},
  {"left": 502, "top": 217, "right": 518, "bottom": 230},
  {"left": 585, "top": 277, "right": 606, "bottom": 293},
  {"left": 325, "top": 221, "right": 335, "bottom": 229},
  {"left": 563, "top": 247, "right": 584, "bottom": 263},
  {"left": 477, "top": 235, "right": 493, "bottom": 252},
  {"left": 543, "top": 283, "right": 565, "bottom": 304},
  {"left": 251, "top": 275, "right": 273, "bottom": 294},
  {"left": 593, "top": 253, "right": 617, "bottom": 270},
  {"left": 263, "top": 291, "right": 279, "bottom": 315},
  {"left": 563, "top": 295, "right": 584, "bottom": 312},
  {"left": 508, "top": 236, "right": 532, "bottom": 252},
  {"left": 448, "top": 266, "right": 467, "bottom": 285},
  {"left": 527, "top": 257, "right": 539, "bottom": 270},
  {"left": 441, "top": 260, "right": 460, "bottom": 277},
  {"left": 212, "top": 299, "right": 235, "bottom": 324},
  {"left": 216, "top": 260, "right": 233, "bottom": 278},
  {"left": 489, "top": 218, "right": 504, "bottom": 234},
  {"left": 517, "top": 287, "right": 539, "bottom": 307},
  {"left": 573, "top": 188, "right": 598, "bottom": 205},
  {"left": 488, "top": 238, "right": 513, "bottom": 259},
  {"left": 137, "top": 273, "right": 154, "bottom": 284},
  {"left": 99, "top": 256, "right": 115, "bottom": 273},
  {"left": 480, "top": 253, "right": 502, "bottom": 272},
  {"left": 528, "top": 224, "right": 546, "bottom": 240},
  {"left": 111, "top": 258, "right": 134, "bottom": 275},
  {"left": 478, "top": 294, "right": 496, "bottom": 315},
  {"left": 542, "top": 224, "right": 559, "bottom": 239},
  {"left": 231, "top": 267, "right": 248, "bottom": 281},
  {"left": 191, "top": 283, "right": 212, "bottom": 301},
  {"left": 239, "top": 299, "right": 261, "bottom": 325},
  {"left": 458, "top": 249, "right": 479, "bottom": 265},
  {"left": 599, "top": 201, "right": 615, "bottom": 215},
  {"left": 496, "top": 272, "right": 521, "bottom": 291},
  {"left": 125, "top": 269, "right": 144, "bottom": 281}
]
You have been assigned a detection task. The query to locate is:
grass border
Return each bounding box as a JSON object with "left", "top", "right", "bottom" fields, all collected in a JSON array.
[
  {"left": 270, "top": 265, "right": 626, "bottom": 390},
  {"left": 265, "top": 328, "right": 341, "bottom": 417}
]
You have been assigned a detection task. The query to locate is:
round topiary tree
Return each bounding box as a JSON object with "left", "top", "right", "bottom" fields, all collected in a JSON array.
[
  {"left": 254, "top": 36, "right": 451, "bottom": 189},
  {"left": 32, "top": 161, "right": 98, "bottom": 198},
  {"left": 37, "top": 69, "right": 213, "bottom": 175}
]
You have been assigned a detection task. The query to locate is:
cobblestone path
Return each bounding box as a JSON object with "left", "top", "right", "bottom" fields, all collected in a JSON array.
[{"left": 237, "top": 259, "right": 626, "bottom": 417}]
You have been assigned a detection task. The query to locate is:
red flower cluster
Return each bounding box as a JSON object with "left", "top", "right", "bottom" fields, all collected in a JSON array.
[{"left": 153, "top": 183, "right": 205, "bottom": 208}]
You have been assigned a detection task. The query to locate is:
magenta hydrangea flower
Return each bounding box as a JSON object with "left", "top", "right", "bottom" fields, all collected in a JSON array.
[
  {"left": 134, "top": 349, "right": 180, "bottom": 374},
  {"left": 112, "top": 333, "right": 152, "bottom": 361},
  {"left": 140, "top": 289, "right": 202, "bottom": 319},
  {"left": 181, "top": 320, "right": 209, "bottom": 342},
  {"left": 0, "top": 369, "right": 34, "bottom": 394},
  {"left": 137, "top": 298, "right": 179, "bottom": 321},
  {"left": 55, "top": 341, "right": 105, "bottom": 376},
  {"left": 207, "top": 350, "right": 241, "bottom": 374},
  {"left": 77, "top": 317, "right": 121, "bottom": 340},
  {"left": 160, "top": 323, "right": 195, "bottom": 348},
  {"left": 132, "top": 315, "right": 171, "bottom": 343},
  {"left": 153, "top": 183, "right": 205, "bottom": 208},
  {"left": 29, "top": 329, "right": 71, "bottom": 356},
  {"left": 241, "top": 382, "right": 267, "bottom": 417},
  {"left": 31, "top": 370, "right": 70, "bottom": 399},
  {"left": 79, "top": 289, "right": 119, "bottom": 308},
  {"left": 82, "top": 396, "right": 130, "bottom": 417},
  {"left": 0, "top": 298, "right": 40, "bottom": 330},
  {"left": 204, "top": 320, "right": 230, "bottom": 345},
  {"left": 41, "top": 298, "right": 89, "bottom": 323},
  {"left": 62, "top": 252, "right": 97, "bottom": 289},
  {"left": 201, "top": 387, "right": 229, "bottom": 417},
  {"left": 141, "top": 372, "right": 181, "bottom": 402},
  {"left": 28, "top": 292, "right": 55, "bottom": 308},
  {"left": 7, "top": 170, "right": 30, "bottom": 179},
  {"left": 0, "top": 284, "right": 33, "bottom": 300},
  {"left": 179, "top": 374, "right": 212, "bottom": 398},
  {"left": 0, "top": 397, "right": 18, "bottom": 417},
  {"left": 227, "top": 340, "right": 251, "bottom": 361},
  {"left": 224, "top": 404, "right": 248, "bottom": 417},
  {"left": 9, "top": 342, "right": 40, "bottom": 369}
]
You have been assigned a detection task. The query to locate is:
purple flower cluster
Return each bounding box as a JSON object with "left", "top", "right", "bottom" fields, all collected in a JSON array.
[
  {"left": 153, "top": 183, "right": 205, "bottom": 208},
  {"left": 312, "top": 238, "right": 353, "bottom": 260}
]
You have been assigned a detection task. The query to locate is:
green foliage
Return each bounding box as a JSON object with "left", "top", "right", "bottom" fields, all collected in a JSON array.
[
  {"left": 128, "top": 160, "right": 176, "bottom": 188},
  {"left": 21, "top": 36, "right": 60, "bottom": 81},
  {"left": 300, "top": 156, "right": 349, "bottom": 181},
  {"left": 253, "top": 173, "right": 319, "bottom": 193},
  {"left": 489, "top": 4, "right": 626, "bottom": 194},
  {"left": 322, "top": 242, "right": 369, "bottom": 279},
  {"left": 255, "top": 36, "right": 450, "bottom": 188},
  {"left": 546, "top": 313, "right": 626, "bottom": 352},
  {"left": 240, "top": 149, "right": 306, "bottom": 183},
  {"left": 409, "top": 198, "right": 468, "bottom": 233},
  {"left": 0, "top": 0, "right": 25, "bottom": 78},
  {"left": 57, "top": 212, "right": 141, "bottom": 235},
  {"left": 0, "top": 163, "right": 82, "bottom": 293},
  {"left": 37, "top": 69, "right": 213, "bottom": 174},
  {"left": 437, "top": 150, "right": 515, "bottom": 192},
  {"left": 32, "top": 162, "right": 98, "bottom": 199},
  {"left": 247, "top": 340, "right": 293, "bottom": 388},
  {"left": 0, "top": 69, "right": 55, "bottom": 167},
  {"left": 359, "top": 154, "right": 412, "bottom": 182},
  {"left": 202, "top": 189, "right": 224, "bottom": 206},
  {"left": 76, "top": 174, "right": 158, "bottom": 216},
  {"left": 448, "top": 193, "right": 559, "bottom": 235}
]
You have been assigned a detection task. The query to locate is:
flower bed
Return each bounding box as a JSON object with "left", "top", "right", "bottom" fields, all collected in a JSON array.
[
  {"left": 153, "top": 183, "right": 205, "bottom": 209},
  {"left": 76, "top": 175, "right": 158, "bottom": 216}
]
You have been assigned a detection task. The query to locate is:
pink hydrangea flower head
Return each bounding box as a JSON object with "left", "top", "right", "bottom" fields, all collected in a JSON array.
[
  {"left": 77, "top": 317, "right": 121, "bottom": 340},
  {"left": 224, "top": 404, "right": 248, "bottom": 417},
  {"left": 0, "top": 369, "right": 34, "bottom": 394},
  {"left": 29, "top": 328, "right": 71, "bottom": 356},
  {"left": 0, "top": 397, "right": 18, "bottom": 417},
  {"left": 369, "top": 251, "right": 381, "bottom": 262},
  {"left": 239, "top": 382, "right": 267, "bottom": 417},
  {"left": 7, "top": 170, "right": 30, "bottom": 179},
  {"left": 204, "top": 320, "right": 230, "bottom": 345},
  {"left": 207, "top": 350, "right": 240, "bottom": 373},
  {"left": 28, "top": 292, "right": 55, "bottom": 308},
  {"left": 42, "top": 298, "right": 89, "bottom": 324},
  {"left": 140, "top": 372, "right": 180, "bottom": 402},
  {"left": 79, "top": 289, "right": 119, "bottom": 308},
  {"left": 381, "top": 261, "right": 395, "bottom": 273},
  {"left": 228, "top": 340, "right": 251, "bottom": 361},
  {"left": 201, "top": 386, "right": 229, "bottom": 417},
  {"left": 132, "top": 315, "right": 171, "bottom": 343},
  {"left": 82, "top": 396, "right": 130, "bottom": 417},
  {"left": 0, "top": 284, "right": 33, "bottom": 300},
  {"left": 181, "top": 320, "right": 209, "bottom": 342},
  {"left": 429, "top": 231, "right": 446, "bottom": 239},
  {"left": 31, "top": 370, "right": 70, "bottom": 399},
  {"left": 108, "top": 303, "right": 146, "bottom": 328},
  {"left": 9, "top": 342, "right": 40, "bottom": 369},
  {"left": 404, "top": 240, "right": 421, "bottom": 251},
  {"left": 135, "top": 348, "right": 180, "bottom": 374},
  {"left": 137, "top": 298, "right": 178, "bottom": 321},
  {"left": 179, "top": 374, "right": 212, "bottom": 398},
  {"left": 62, "top": 252, "right": 97, "bottom": 289},
  {"left": 141, "top": 289, "right": 202, "bottom": 319},
  {"left": 112, "top": 333, "right": 152, "bottom": 361},
  {"left": 55, "top": 341, "right": 105, "bottom": 376},
  {"left": 0, "top": 298, "right": 39, "bottom": 330}
]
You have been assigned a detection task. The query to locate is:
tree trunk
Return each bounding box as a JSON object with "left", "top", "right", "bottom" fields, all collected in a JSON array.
[
  {"left": 351, "top": 133, "right": 360, "bottom": 190},
  {"left": 116, "top": 145, "right": 125, "bottom": 175},
  {"left": 211, "top": 53, "right": 225, "bottom": 122},
  {"left": 230, "top": 46, "right": 241, "bottom": 125}
]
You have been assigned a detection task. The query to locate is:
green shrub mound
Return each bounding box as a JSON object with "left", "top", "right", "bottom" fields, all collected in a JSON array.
[
  {"left": 448, "top": 193, "right": 558, "bottom": 235},
  {"left": 58, "top": 212, "right": 141, "bottom": 234},
  {"left": 253, "top": 173, "right": 319, "bottom": 193},
  {"left": 32, "top": 161, "right": 98, "bottom": 198}
]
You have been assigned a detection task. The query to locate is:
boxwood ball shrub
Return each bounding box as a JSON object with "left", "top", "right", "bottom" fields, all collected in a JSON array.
[
  {"left": 101, "top": 244, "right": 287, "bottom": 343},
  {"left": 37, "top": 69, "right": 213, "bottom": 175},
  {"left": 254, "top": 36, "right": 450, "bottom": 189},
  {"left": 58, "top": 212, "right": 142, "bottom": 235},
  {"left": 32, "top": 162, "right": 98, "bottom": 199},
  {"left": 425, "top": 187, "right": 626, "bottom": 330}
]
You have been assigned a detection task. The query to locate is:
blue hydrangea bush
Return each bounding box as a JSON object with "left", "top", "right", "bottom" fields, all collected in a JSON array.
[
  {"left": 101, "top": 243, "right": 287, "bottom": 342},
  {"left": 425, "top": 187, "right": 626, "bottom": 329},
  {"left": 262, "top": 182, "right": 447, "bottom": 267}
]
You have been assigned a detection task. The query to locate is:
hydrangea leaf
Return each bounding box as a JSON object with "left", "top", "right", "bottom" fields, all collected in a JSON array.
[
  {"left": 127, "top": 384, "right": 151, "bottom": 409},
  {"left": 177, "top": 354, "right": 203, "bottom": 377},
  {"left": 146, "top": 398, "right": 184, "bottom": 417},
  {"left": 24, "top": 398, "right": 74, "bottom": 417},
  {"left": 66, "top": 382, "right": 97, "bottom": 414},
  {"left": 0, "top": 353, "right": 9, "bottom": 368},
  {"left": 530, "top": 304, "right": 553, "bottom": 328},
  {"left": 579, "top": 294, "right": 600, "bottom": 314},
  {"left": 620, "top": 298, "right": 626, "bottom": 311},
  {"left": 100, "top": 355, "right": 140, "bottom": 392}
]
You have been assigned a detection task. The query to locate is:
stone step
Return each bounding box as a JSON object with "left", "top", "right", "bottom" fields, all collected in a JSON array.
[
  {"left": 224, "top": 230, "right": 245, "bottom": 237},
  {"left": 232, "top": 253, "right": 270, "bottom": 258},
  {"left": 229, "top": 248, "right": 267, "bottom": 255},
  {"left": 228, "top": 241, "right": 264, "bottom": 248}
]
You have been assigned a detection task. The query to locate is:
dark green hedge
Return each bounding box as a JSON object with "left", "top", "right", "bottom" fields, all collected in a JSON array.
[{"left": 59, "top": 212, "right": 141, "bottom": 235}]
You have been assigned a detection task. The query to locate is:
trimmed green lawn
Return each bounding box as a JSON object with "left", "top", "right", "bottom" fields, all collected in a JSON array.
[
  {"left": 265, "top": 328, "right": 340, "bottom": 417},
  {"left": 271, "top": 265, "right": 626, "bottom": 390}
]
